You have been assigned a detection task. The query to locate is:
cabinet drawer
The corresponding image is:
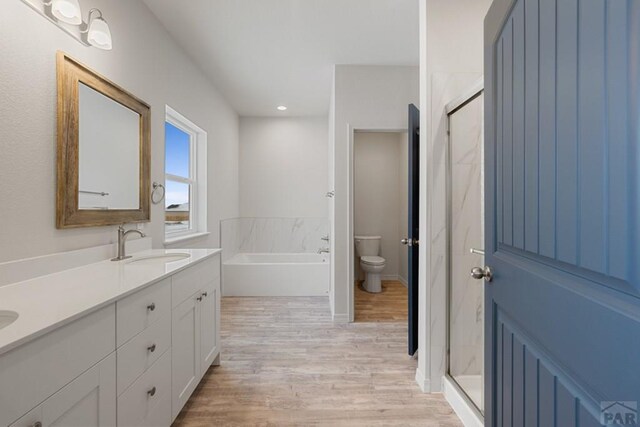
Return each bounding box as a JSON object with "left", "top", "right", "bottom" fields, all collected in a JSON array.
[
  {"left": 118, "top": 349, "right": 172, "bottom": 427},
  {"left": 172, "top": 257, "right": 219, "bottom": 308},
  {"left": 0, "top": 305, "right": 116, "bottom": 427},
  {"left": 117, "top": 278, "right": 171, "bottom": 346},
  {"left": 117, "top": 313, "right": 171, "bottom": 395}
]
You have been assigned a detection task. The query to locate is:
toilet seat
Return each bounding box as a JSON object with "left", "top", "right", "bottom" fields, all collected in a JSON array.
[{"left": 361, "top": 256, "right": 385, "bottom": 266}]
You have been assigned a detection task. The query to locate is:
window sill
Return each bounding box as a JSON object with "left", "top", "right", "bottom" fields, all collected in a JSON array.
[{"left": 164, "top": 231, "right": 211, "bottom": 246}]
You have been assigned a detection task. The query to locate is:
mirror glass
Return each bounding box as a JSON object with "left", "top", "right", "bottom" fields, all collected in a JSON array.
[{"left": 78, "top": 83, "right": 140, "bottom": 210}]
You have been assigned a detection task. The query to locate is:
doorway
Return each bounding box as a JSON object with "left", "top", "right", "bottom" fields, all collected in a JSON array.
[{"left": 352, "top": 131, "right": 409, "bottom": 322}]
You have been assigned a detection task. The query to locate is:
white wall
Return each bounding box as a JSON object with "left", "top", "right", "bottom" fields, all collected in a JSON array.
[
  {"left": 354, "top": 132, "right": 405, "bottom": 280},
  {"left": 416, "top": 0, "right": 492, "bottom": 392},
  {"left": 329, "top": 65, "right": 419, "bottom": 320},
  {"left": 0, "top": 0, "right": 239, "bottom": 263},
  {"left": 239, "top": 117, "right": 328, "bottom": 218}
]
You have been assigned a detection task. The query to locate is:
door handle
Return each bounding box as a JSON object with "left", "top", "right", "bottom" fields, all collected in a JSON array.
[
  {"left": 401, "top": 238, "right": 419, "bottom": 246},
  {"left": 471, "top": 266, "right": 493, "bottom": 282}
]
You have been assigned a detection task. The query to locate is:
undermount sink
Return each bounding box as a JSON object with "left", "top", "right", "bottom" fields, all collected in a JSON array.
[
  {"left": 0, "top": 311, "right": 19, "bottom": 331},
  {"left": 127, "top": 253, "right": 191, "bottom": 265}
]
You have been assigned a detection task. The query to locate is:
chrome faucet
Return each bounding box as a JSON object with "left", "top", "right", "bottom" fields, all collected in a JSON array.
[
  {"left": 111, "top": 225, "right": 146, "bottom": 261},
  {"left": 317, "top": 247, "right": 330, "bottom": 254}
]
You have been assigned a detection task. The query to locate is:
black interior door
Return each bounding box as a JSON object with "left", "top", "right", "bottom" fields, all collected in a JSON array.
[{"left": 407, "top": 104, "right": 420, "bottom": 356}]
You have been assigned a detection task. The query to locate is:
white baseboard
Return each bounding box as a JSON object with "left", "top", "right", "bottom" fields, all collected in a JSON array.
[
  {"left": 415, "top": 367, "right": 430, "bottom": 392},
  {"left": 381, "top": 274, "right": 408, "bottom": 286},
  {"left": 332, "top": 313, "right": 350, "bottom": 323},
  {"left": 397, "top": 275, "right": 408, "bottom": 287},
  {"left": 443, "top": 376, "right": 484, "bottom": 427}
]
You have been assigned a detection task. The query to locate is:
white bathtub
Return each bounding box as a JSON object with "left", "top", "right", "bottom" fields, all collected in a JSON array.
[{"left": 222, "top": 253, "right": 329, "bottom": 296}]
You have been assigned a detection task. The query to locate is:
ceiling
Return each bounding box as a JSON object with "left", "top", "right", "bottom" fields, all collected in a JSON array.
[{"left": 143, "top": 0, "right": 419, "bottom": 116}]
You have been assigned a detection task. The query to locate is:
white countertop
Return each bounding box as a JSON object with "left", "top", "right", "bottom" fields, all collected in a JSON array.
[{"left": 0, "top": 248, "right": 221, "bottom": 356}]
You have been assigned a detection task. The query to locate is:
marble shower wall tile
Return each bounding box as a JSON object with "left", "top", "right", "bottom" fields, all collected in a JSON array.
[
  {"left": 220, "top": 217, "right": 329, "bottom": 260},
  {"left": 451, "top": 163, "right": 483, "bottom": 255},
  {"left": 450, "top": 344, "right": 483, "bottom": 377},
  {"left": 450, "top": 93, "right": 483, "bottom": 166}
]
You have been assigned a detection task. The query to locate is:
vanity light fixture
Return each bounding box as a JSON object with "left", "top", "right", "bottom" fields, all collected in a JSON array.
[
  {"left": 20, "top": 0, "right": 113, "bottom": 50},
  {"left": 47, "top": 0, "right": 82, "bottom": 25},
  {"left": 277, "top": 105, "right": 288, "bottom": 111},
  {"left": 83, "top": 9, "right": 113, "bottom": 50}
]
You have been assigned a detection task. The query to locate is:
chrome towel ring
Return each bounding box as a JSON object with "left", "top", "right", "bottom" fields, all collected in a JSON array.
[{"left": 151, "top": 182, "right": 165, "bottom": 205}]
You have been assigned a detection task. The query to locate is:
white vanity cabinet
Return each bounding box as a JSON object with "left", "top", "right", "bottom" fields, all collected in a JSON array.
[
  {"left": 0, "top": 250, "right": 221, "bottom": 427},
  {"left": 10, "top": 354, "right": 117, "bottom": 427},
  {"left": 116, "top": 277, "right": 173, "bottom": 427},
  {"left": 171, "top": 293, "right": 202, "bottom": 417},
  {"left": 0, "top": 305, "right": 116, "bottom": 427},
  {"left": 200, "top": 278, "right": 220, "bottom": 372},
  {"left": 171, "top": 262, "right": 221, "bottom": 421}
]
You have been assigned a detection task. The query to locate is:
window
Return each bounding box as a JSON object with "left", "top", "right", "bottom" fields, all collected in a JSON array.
[{"left": 164, "top": 106, "right": 207, "bottom": 242}]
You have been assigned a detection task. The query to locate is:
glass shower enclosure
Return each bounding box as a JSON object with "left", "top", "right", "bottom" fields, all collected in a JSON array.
[{"left": 446, "top": 86, "right": 484, "bottom": 414}]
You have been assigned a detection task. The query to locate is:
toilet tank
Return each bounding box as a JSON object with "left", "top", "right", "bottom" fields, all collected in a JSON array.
[{"left": 354, "top": 236, "right": 381, "bottom": 257}]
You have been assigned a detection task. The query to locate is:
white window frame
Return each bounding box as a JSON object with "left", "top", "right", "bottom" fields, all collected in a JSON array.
[{"left": 164, "top": 105, "right": 208, "bottom": 244}]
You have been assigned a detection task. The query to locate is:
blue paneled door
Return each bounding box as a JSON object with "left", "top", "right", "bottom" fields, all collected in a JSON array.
[
  {"left": 407, "top": 104, "right": 420, "bottom": 356},
  {"left": 483, "top": 0, "right": 640, "bottom": 426}
]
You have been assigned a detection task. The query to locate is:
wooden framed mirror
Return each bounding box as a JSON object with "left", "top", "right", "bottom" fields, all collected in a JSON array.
[{"left": 56, "top": 52, "right": 151, "bottom": 228}]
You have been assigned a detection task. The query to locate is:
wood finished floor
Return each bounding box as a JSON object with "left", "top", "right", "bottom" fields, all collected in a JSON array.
[
  {"left": 174, "top": 288, "right": 461, "bottom": 426},
  {"left": 354, "top": 280, "right": 408, "bottom": 323}
]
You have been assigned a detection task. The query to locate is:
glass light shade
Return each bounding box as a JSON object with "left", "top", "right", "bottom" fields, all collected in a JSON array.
[
  {"left": 51, "top": 0, "right": 82, "bottom": 25},
  {"left": 87, "top": 17, "right": 112, "bottom": 50}
]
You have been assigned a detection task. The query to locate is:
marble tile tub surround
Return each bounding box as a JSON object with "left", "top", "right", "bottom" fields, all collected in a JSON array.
[{"left": 220, "top": 217, "right": 329, "bottom": 261}]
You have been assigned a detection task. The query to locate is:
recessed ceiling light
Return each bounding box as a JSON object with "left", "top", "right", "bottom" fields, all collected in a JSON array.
[{"left": 277, "top": 105, "right": 287, "bottom": 111}]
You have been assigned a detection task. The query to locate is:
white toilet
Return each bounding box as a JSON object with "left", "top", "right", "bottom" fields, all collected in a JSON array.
[{"left": 355, "top": 235, "right": 386, "bottom": 293}]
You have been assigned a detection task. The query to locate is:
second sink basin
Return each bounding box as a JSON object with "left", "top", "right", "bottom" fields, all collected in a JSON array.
[
  {"left": 0, "top": 311, "right": 19, "bottom": 331},
  {"left": 127, "top": 253, "right": 191, "bottom": 265}
]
